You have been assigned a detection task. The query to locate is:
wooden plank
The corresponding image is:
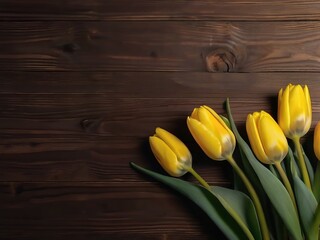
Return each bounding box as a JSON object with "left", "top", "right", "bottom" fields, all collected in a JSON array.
[
  {"left": 0, "top": 95, "right": 298, "bottom": 139},
  {"left": 1, "top": 22, "right": 320, "bottom": 72},
  {"left": 0, "top": 103, "right": 317, "bottom": 181},
  {"left": 1, "top": 73, "right": 319, "bottom": 181},
  {"left": 0, "top": 134, "right": 231, "bottom": 183},
  {"left": 0, "top": 182, "right": 226, "bottom": 239},
  {"left": 0, "top": 0, "right": 320, "bottom": 21},
  {"left": 2, "top": 71, "right": 320, "bottom": 97},
  {"left": 0, "top": 71, "right": 319, "bottom": 146}
]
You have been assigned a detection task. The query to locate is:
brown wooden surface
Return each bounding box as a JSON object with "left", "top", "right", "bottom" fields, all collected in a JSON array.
[
  {"left": 1, "top": 1, "right": 320, "bottom": 239},
  {"left": 1, "top": 0, "right": 320, "bottom": 21},
  {"left": 2, "top": 21, "right": 320, "bottom": 72}
]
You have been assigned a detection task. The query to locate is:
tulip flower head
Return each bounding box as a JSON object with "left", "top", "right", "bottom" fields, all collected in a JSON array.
[
  {"left": 149, "top": 128, "right": 192, "bottom": 177},
  {"left": 314, "top": 121, "right": 320, "bottom": 161},
  {"left": 278, "top": 84, "right": 312, "bottom": 139},
  {"left": 187, "top": 105, "right": 236, "bottom": 160},
  {"left": 246, "top": 111, "right": 288, "bottom": 164}
]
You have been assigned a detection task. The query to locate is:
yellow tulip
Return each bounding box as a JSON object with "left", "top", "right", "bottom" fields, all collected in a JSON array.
[
  {"left": 246, "top": 111, "right": 288, "bottom": 164},
  {"left": 187, "top": 105, "right": 236, "bottom": 160},
  {"left": 314, "top": 121, "right": 320, "bottom": 161},
  {"left": 149, "top": 127, "right": 192, "bottom": 177},
  {"left": 278, "top": 84, "right": 312, "bottom": 139}
]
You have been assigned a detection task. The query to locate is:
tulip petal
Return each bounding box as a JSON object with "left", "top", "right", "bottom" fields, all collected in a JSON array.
[
  {"left": 149, "top": 136, "right": 184, "bottom": 177},
  {"left": 279, "top": 84, "right": 312, "bottom": 138},
  {"left": 203, "top": 105, "right": 236, "bottom": 149},
  {"left": 155, "top": 127, "right": 192, "bottom": 163},
  {"left": 258, "top": 112, "right": 288, "bottom": 163},
  {"left": 304, "top": 85, "right": 312, "bottom": 133},
  {"left": 314, "top": 122, "right": 320, "bottom": 161},
  {"left": 198, "top": 107, "right": 227, "bottom": 142},
  {"left": 191, "top": 108, "right": 200, "bottom": 121},
  {"left": 187, "top": 117, "right": 224, "bottom": 160},
  {"left": 289, "top": 85, "right": 308, "bottom": 135},
  {"left": 278, "top": 85, "right": 291, "bottom": 137},
  {"left": 246, "top": 113, "right": 269, "bottom": 164},
  {"left": 203, "top": 106, "right": 230, "bottom": 131}
]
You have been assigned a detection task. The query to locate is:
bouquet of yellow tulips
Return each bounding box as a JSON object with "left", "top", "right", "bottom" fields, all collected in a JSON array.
[{"left": 131, "top": 84, "right": 320, "bottom": 240}]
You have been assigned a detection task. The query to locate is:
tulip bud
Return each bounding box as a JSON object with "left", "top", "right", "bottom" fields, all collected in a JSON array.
[
  {"left": 314, "top": 121, "right": 320, "bottom": 161},
  {"left": 187, "top": 105, "right": 236, "bottom": 160},
  {"left": 278, "top": 84, "right": 312, "bottom": 139},
  {"left": 246, "top": 111, "right": 288, "bottom": 164},
  {"left": 149, "top": 128, "right": 192, "bottom": 177}
]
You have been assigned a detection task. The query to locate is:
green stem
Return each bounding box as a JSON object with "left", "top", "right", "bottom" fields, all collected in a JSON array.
[
  {"left": 187, "top": 167, "right": 211, "bottom": 191},
  {"left": 292, "top": 137, "right": 311, "bottom": 189},
  {"left": 226, "top": 155, "right": 270, "bottom": 240},
  {"left": 274, "top": 162, "right": 298, "bottom": 212}
]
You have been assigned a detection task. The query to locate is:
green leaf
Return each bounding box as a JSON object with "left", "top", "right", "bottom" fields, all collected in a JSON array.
[
  {"left": 130, "top": 162, "right": 258, "bottom": 240},
  {"left": 284, "top": 147, "right": 300, "bottom": 181},
  {"left": 293, "top": 174, "right": 318, "bottom": 240},
  {"left": 302, "top": 147, "right": 314, "bottom": 183},
  {"left": 232, "top": 149, "right": 247, "bottom": 192},
  {"left": 312, "top": 163, "right": 320, "bottom": 202},
  {"left": 211, "top": 186, "right": 262, "bottom": 240},
  {"left": 233, "top": 169, "right": 244, "bottom": 191},
  {"left": 268, "top": 166, "right": 289, "bottom": 240},
  {"left": 238, "top": 147, "right": 264, "bottom": 195},
  {"left": 226, "top": 99, "right": 303, "bottom": 240},
  {"left": 311, "top": 204, "right": 320, "bottom": 240},
  {"left": 270, "top": 206, "right": 288, "bottom": 240},
  {"left": 293, "top": 145, "right": 314, "bottom": 183},
  {"left": 238, "top": 148, "right": 282, "bottom": 239},
  {"left": 269, "top": 165, "right": 280, "bottom": 180},
  {"left": 283, "top": 144, "right": 318, "bottom": 238}
]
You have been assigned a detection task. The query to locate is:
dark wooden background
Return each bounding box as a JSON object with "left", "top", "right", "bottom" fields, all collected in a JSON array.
[{"left": 2, "top": 1, "right": 320, "bottom": 239}]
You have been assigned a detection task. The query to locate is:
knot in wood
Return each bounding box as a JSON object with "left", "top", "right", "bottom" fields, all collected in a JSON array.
[
  {"left": 81, "top": 118, "right": 100, "bottom": 133},
  {"left": 205, "top": 49, "right": 236, "bottom": 72},
  {"left": 62, "top": 43, "right": 79, "bottom": 53}
]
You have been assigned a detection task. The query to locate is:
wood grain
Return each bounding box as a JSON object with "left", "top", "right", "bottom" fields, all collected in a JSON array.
[
  {"left": 1, "top": 22, "right": 320, "bottom": 72},
  {"left": 0, "top": 135, "right": 232, "bottom": 182},
  {"left": 0, "top": 73, "right": 319, "bottom": 182},
  {"left": 1, "top": 71, "right": 320, "bottom": 96},
  {"left": 2, "top": 1, "right": 320, "bottom": 239},
  {"left": 0, "top": 95, "right": 269, "bottom": 137},
  {"left": 0, "top": 182, "right": 226, "bottom": 239},
  {"left": 0, "top": 0, "right": 320, "bottom": 21}
]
